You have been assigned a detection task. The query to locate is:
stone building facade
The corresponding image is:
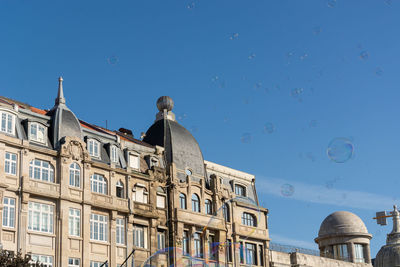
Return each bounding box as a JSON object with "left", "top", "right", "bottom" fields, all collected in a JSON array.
[{"left": 0, "top": 78, "right": 270, "bottom": 266}]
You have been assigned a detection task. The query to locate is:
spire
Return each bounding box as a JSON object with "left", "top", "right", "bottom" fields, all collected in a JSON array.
[
  {"left": 55, "top": 76, "right": 66, "bottom": 105},
  {"left": 387, "top": 205, "right": 400, "bottom": 245}
]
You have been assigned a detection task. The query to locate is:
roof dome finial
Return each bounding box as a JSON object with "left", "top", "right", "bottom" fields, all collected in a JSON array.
[
  {"left": 56, "top": 76, "right": 66, "bottom": 105},
  {"left": 157, "top": 96, "right": 174, "bottom": 112}
]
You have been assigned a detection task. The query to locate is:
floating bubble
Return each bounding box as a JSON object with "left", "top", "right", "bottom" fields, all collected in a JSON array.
[
  {"left": 187, "top": 2, "right": 195, "bottom": 9},
  {"left": 241, "top": 133, "right": 252, "bottom": 143},
  {"left": 359, "top": 51, "right": 369, "bottom": 60},
  {"left": 254, "top": 82, "right": 262, "bottom": 89},
  {"left": 211, "top": 75, "right": 219, "bottom": 82},
  {"left": 229, "top": 33, "right": 239, "bottom": 40},
  {"left": 281, "top": 183, "right": 295, "bottom": 197},
  {"left": 107, "top": 56, "right": 118, "bottom": 65},
  {"left": 375, "top": 67, "right": 383, "bottom": 76},
  {"left": 300, "top": 53, "right": 308, "bottom": 60},
  {"left": 263, "top": 122, "right": 275, "bottom": 134},
  {"left": 177, "top": 113, "right": 187, "bottom": 121},
  {"left": 291, "top": 88, "right": 304, "bottom": 102},
  {"left": 327, "top": 137, "right": 354, "bottom": 163},
  {"left": 384, "top": 0, "right": 392, "bottom": 5},
  {"left": 313, "top": 26, "right": 322, "bottom": 35},
  {"left": 309, "top": 120, "right": 318, "bottom": 128},
  {"left": 306, "top": 152, "right": 316, "bottom": 162},
  {"left": 327, "top": 0, "right": 337, "bottom": 8},
  {"left": 248, "top": 53, "right": 256, "bottom": 60},
  {"left": 223, "top": 117, "right": 230, "bottom": 123}
]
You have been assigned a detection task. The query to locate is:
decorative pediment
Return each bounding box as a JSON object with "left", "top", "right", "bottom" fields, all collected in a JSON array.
[{"left": 59, "top": 136, "right": 90, "bottom": 161}]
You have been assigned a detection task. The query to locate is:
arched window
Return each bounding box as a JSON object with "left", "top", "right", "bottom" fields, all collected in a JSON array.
[
  {"left": 0, "top": 111, "right": 15, "bottom": 135},
  {"left": 192, "top": 194, "right": 200, "bottom": 213},
  {"left": 29, "top": 159, "right": 54, "bottom": 183},
  {"left": 205, "top": 199, "right": 213, "bottom": 215},
  {"left": 179, "top": 193, "right": 187, "bottom": 209},
  {"left": 223, "top": 203, "right": 230, "bottom": 222},
  {"left": 116, "top": 180, "right": 124, "bottom": 198},
  {"left": 241, "top": 212, "right": 256, "bottom": 227},
  {"left": 132, "top": 185, "right": 148, "bottom": 203},
  {"left": 69, "top": 163, "right": 81, "bottom": 188},
  {"left": 91, "top": 174, "right": 107, "bottom": 195},
  {"left": 156, "top": 187, "right": 166, "bottom": 208}
]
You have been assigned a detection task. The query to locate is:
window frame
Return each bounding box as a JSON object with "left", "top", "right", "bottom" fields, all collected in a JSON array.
[
  {"left": 223, "top": 203, "right": 230, "bottom": 222},
  {"left": 29, "top": 122, "right": 47, "bottom": 144},
  {"left": 133, "top": 224, "right": 147, "bottom": 249},
  {"left": 191, "top": 193, "right": 200, "bottom": 213},
  {"left": 235, "top": 184, "right": 246, "bottom": 197},
  {"left": 205, "top": 199, "right": 213, "bottom": 215},
  {"left": 110, "top": 145, "right": 118, "bottom": 163},
  {"left": 0, "top": 110, "right": 15, "bottom": 135},
  {"left": 3, "top": 197, "right": 15, "bottom": 228},
  {"left": 245, "top": 242, "right": 257, "bottom": 265},
  {"left": 116, "top": 218, "right": 125, "bottom": 245},
  {"left": 242, "top": 212, "right": 256, "bottom": 227},
  {"left": 193, "top": 232, "right": 203, "bottom": 258},
  {"left": 179, "top": 193, "right": 187, "bottom": 209},
  {"left": 90, "top": 174, "right": 108, "bottom": 195},
  {"left": 183, "top": 230, "right": 190, "bottom": 255},
  {"left": 68, "top": 208, "right": 81, "bottom": 237},
  {"left": 156, "top": 187, "right": 166, "bottom": 209},
  {"left": 30, "top": 254, "right": 53, "bottom": 267},
  {"left": 28, "top": 202, "right": 54, "bottom": 234},
  {"left": 5, "top": 152, "right": 17, "bottom": 176},
  {"left": 129, "top": 152, "right": 140, "bottom": 170},
  {"left": 157, "top": 230, "right": 166, "bottom": 250},
  {"left": 132, "top": 184, "right": 148, "bottom": 203},
  {"left": 69, "top": 162, "right": 81, "bottom": 188},
  {"left": 29, "top": 159, "right": 55, "bottom": 183},
  {"left": 354, "top": 244, "right": 365, "bottom": 263},
  {"left": 116, "top": 180, "right": 124, "bottom": 198},
  {"left": 87, "top": 139, "right": 100, "bottom": 158},
  {"left": 90, "top": 213, "right": 108, "bottom": 242},
  {"left": 68, "top": 258, "right": 80, "bottom": 267}
]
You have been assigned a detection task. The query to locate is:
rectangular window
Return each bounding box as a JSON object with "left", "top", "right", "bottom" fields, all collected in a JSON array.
[
  {"left": 235, "top": 184, "right": 246, "bottom": 196},
  {"left": 0, "top": 112, "right": 14, "bottom": 134},
  {"left": 3, "top": 197, "right": 15, "bottom": 228},
  {"left": 129, "top": 154, "right": 139, "bottom": 169},
  {"left": 226, "top": 239, "right": 232, "bottom": 262},
  {"left": 116, "top": 218, "right": 125, "bottom": 245},
  {"left": 110, "top": 146, "right": 118, "bottom": 163},
  {"left": 208, "top": 234, "right": 217, "bottom": 261},
  {"left": 68, "top": 258, "right": 80, "bottom": 267},
  {"left": 259, "top": 245, "right": 264, "bottom": 266},
  {"left": 68, "top": 208, "right": 80, "bottom": 237},
  {"left": 90, "top": 214, "right": 108, "bottom": 242},
  {"left": 5, "top": 152, "right": 17, "bottom": 176},
  {"left": 28, "top": 202, "right": 54, "bottom": 233},
  {"left": 88, "top": 139, "right": 100, "bottom": 158},
  {"left": 156, "top": 194, "right": 166, "bottom": 208},
  {"left": 354, "top": 244, "right": 365, "bottom": 263},
  {"left": 90, "top": 261, "right": 106, "bottom": 267},
  {"left": 30, "top": 123, "right": 46, "bottom": 143},
  {"left": 239, "top": 242, "right": 244, "bottom": 264},
  {"left": 31, "top": 254, "right": 53, "bottom": 267},
  {"left": 133, "top": 225, "right": 146, "bottom": 248},
  {"left": 194, "top": 232, "right": 202, "bottom": 258},
  {"left": 157, "top": 231, "right": 166, "bottom": 250},
  {"left": 183, "top": 230, "right": 189, "bottom": 255},
  {"left": 333, "top": 244, "right": 349, "bottom": 261},
  {"left": 245, "top": 243, "right": 257, "bottom": 265}
]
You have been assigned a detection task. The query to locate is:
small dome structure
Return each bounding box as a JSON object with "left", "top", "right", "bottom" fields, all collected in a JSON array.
[
  {"left": 315, "top": 211, "right": 372, "bottom": 264},
  {"left": 144, "top": 96, "right": 205, "bottom": 177}
]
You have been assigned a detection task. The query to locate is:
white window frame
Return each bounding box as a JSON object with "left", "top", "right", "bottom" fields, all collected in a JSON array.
[
  {"left": 69, "top": 162, "right": 81, "bottom": 188},
  {"left": 205, "top": 199, "right": 213, "bottom": 215},
  {"left": 90, "top": 261, "right": 105, "bottom": 267},
  {"left": 245, "top": 242, "right": 257, "bottom": 265},
  {"left": 28, "top": 202, "right": 54, "bottom": 233},
  {"left": 194, "top": 232, "right": 202, "bottom": 258},
  {"left": 191, "top": 194, "right": 200, "bottom": 213},
  {"left": 69, "top": 208, "right": 81, "bottom": 237},
  {"left": 5, "top": 152, "right": 17, "bottom": 176},
  {"left": 88, "top": 139, "right": 100, "bottom": 158},
  {"left": 31, "top": 254, "right": 53, "bottom": 267},
  {"left": 90, "top": 213, "right": 108, "bottom": 242},
  {"left": 157, "top": 230, "right": 166, "bottom": 250},
  {"left": 91, "top": 174, "right": 107, "bottom": 195},
  {"left": 129, "top": 152, "right": 140, "bottom": 169},
  {"left": 0, "top": 111, "right": 15, "bottom": 135},
  {"left": 116, "top": 218, "right": 125, "bottom": 245},
  {"left": 110, "top": 145, "right": 118, "bottom": 163},
  {"left": 29, "top": 159, "right": 54, "bottom": 183},
  {"left": 3, "top": 197, "right": 15, "bottom": 228},
  {"left": 68, "top": 258, "right": 80, "bottom": 267},
  {"left": 179, "top": 193, "right": 187, "bottom": 209},
  {"left": 242, "top": 212, "right": 256, "bottom": 227},
  {"left": 354, "top": 244, "right": 365, "bottom": 263},
  {"left": 235, "top": 184, "right": 246, "bottom": 197},
  {"left": 132, "top": 185, "right": 148, "bottom": 204},
  {"left": 133, "top": 225, "right": 147, "bottom": 248},
  {"left": 116, "top": 180, "right": 124, "bottom": 198},
  {"left": 156, "top": 189, "right": 166, "bottom": 209},
  {"left": 29, "top": 122, "right": 46, "bottom": 144}
]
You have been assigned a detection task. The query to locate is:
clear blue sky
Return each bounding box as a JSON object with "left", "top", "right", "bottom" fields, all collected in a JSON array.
[{"left": 1, "top": 0, "right": 399, "bottom": 257}]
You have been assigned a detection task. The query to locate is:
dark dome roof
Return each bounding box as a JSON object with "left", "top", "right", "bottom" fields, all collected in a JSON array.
[
  {"left": 318, "top": 211, "right": 369, "bottom": 238},
  {"left": 143, "top": 119, "right": 205, "bottom": 177},
  {"left": 375, "top": 244, "right": 400, "bottom": 267}
]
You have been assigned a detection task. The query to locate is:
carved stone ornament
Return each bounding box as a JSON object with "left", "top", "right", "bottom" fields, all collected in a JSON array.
[
  {"left": 176, "top": 237, "right": 182, "bottom": 246},
  {"left": 60, "top": 136, "right": 90, "bottom": 161}
]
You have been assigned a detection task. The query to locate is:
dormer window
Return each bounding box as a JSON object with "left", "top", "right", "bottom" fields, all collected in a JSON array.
[
  {"left": 88, "top": 139, "right": 100, "bottom": 158},
  {"left": 29, "top": 122, "right": 46, "bottom": 144},
  {"left": 129, "top": 153, "right": 140, "bottom": 170},
  {"left": 110, "top": 145, "right": 118, "bottom": 163},
  {"left": 235, "top": 184, "right": 246, "bottom": 197},
  {"left": 0, "top": 111, "right": 15, "bottom": 135}
]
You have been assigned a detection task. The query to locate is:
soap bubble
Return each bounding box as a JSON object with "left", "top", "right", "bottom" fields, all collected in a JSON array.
[
  {"left": 291, "top": 88, "right": 304, "bottom": 102},
  {"left": 281, "top": 184, "right": 295, "bottom": 197},
  {"left": 107, "top": 56, "right": 118, "bottom": 65},
  {"left": 263, "top": 122, "right": 275, "bottom": 134},
  {"left": 187, "top": 2, "right": 195, "bottom": 9},
  {"left": 229, "top": 33, "right": 239, "bottom": 40},
  {"left": 375, "top": 67, "right": 383, "bottom": 76},
  {"left": 327, "top": 0, "right": 337, "bottom": 8},
  {"left": 327, "top": 137, "right": 354, "bottom": 163},
  {"left": 384, "top": 0, "right": 392, "bottom": 6},
  {"left": 359, "top": 51, "right": 369, "bottom": 60},
  {"left": 241, "top": 133, "right": 252, "bottom": 144},
  {"left": 309, "top": 120, "right": 318, "bottom": 128},
  {"left": 248, "top": 53, "right": 256, "bottom": 60},
  {"left": 313, "top": 26, "right": 322, "bottom": 35}
]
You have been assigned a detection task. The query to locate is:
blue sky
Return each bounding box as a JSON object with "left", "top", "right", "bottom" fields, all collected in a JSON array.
[{"left": 0, "top": 0, "right": 399, "bottom": 257}]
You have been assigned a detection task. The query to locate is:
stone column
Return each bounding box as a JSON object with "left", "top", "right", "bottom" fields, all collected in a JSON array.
[
  {"left": 364, "top": 244, "right": 371, "bottom": 263},
  {"left": 82, "top": 204, "right": 91, "bottom": 267},
  {"left": 126, "top": 214, "right": 134, "bottom": 267},
  {"left": 110, "top": 210, "right": 117, "bottom": 267},
  {"left": 348, "top": 243, "right": 355, "bottom": 263},
  {"left": 19, "top": 192, "right": 29, "bottom": 255}
]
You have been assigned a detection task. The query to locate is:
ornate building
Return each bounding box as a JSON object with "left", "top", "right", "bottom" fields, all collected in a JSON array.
[{"left": 0, "top": 78, "right": 270, "bottom": 266}]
